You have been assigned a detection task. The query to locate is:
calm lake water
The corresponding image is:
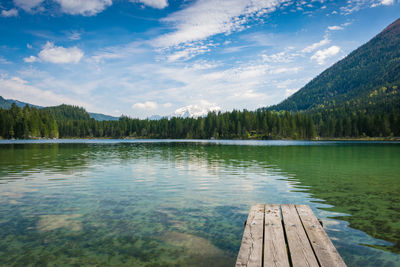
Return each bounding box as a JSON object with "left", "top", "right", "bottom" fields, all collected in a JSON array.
[{"left": 0, "top": 140, "right": 399, "bottom": 266}]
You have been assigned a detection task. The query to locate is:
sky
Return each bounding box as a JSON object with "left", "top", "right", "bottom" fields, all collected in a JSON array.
[{"left": 0, "top": 0, "right": 399, "bottom": 118}]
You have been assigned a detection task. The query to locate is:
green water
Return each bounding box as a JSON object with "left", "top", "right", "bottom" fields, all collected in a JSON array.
[{"left": 0, "top": 140, "right": 399, "bottom": 266}]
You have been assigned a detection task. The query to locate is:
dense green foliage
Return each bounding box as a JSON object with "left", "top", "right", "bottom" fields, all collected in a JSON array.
[
  {"left": 0, "top": 104, "right": 58, "bottom": 139},
  {"left": 270, "top": 18, "right": 400, "bottom": 113},
  {"left": 311, "top": 84, "right": 400, "bottom": 137},
  {"left": 313, "top": 107, "right": 400, "bottom": 138},
  {"left": 1, "top": 103, "right": 400, "bottom": 140},
  {"left": 0, "top": 104, "right": 318, "bottom": 139},
  {"left": 43, "top": 104, "right": 91, "bottom": 121}
]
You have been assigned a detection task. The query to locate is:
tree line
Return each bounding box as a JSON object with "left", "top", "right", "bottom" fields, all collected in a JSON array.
[
  {"left": 0, "top": 103, "right": 399, "bottom": 140},
  {"left": 0, "top": 104, "right": 58, "bottom": 139}
]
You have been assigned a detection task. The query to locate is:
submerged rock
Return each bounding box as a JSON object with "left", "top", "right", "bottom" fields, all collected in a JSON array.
[
  {"left": 37, "top": 214, "right": 82, "bottom": 232},
  {"left": 159, "top": 231, "right": 235, "bottom": 266}
]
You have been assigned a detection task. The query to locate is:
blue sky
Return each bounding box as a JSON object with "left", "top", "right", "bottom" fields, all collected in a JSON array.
[{"left": 0, "top": 0, "right": 399, "bottom": 118}]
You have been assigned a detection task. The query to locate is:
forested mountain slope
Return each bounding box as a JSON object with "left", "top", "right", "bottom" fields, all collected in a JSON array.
[
  {"left": 43, "top": 105, "right": 91, "bottom": 121},
  {"left": 270, "top": 18, "right": 400, "bottom": 113}
]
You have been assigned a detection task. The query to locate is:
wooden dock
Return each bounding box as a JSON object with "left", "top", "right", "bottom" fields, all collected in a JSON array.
[{"left": 236, "top": 204, "right": 346, "bottom": 267}]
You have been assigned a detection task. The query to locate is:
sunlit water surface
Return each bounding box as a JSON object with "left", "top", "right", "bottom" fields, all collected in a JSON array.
[{"left": 0, "top": 140, "right": 399, "bottom": 266}]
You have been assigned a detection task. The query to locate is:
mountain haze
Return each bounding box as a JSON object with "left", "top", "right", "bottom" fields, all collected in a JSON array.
[{"left": 270, "top": 18, "right": 400, "bottom": 113}]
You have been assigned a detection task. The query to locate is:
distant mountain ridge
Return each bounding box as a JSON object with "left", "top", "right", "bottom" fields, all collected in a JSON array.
[
  {"left": 87, "top": 112, "right": 119, "bottom": 121},
  {"left": 0, "top": 96, "right": 41, "bottom": 110},
  {"left": 0, "top": 96, "right": 119, "bottom": 121},
  {"left": 269, "top": 18, "right": 400, "bottom": 113}
]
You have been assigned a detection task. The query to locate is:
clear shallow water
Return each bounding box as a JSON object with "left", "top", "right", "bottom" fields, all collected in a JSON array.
[{"left": 0, "top": 140, "right": 399, "bottom": 266}]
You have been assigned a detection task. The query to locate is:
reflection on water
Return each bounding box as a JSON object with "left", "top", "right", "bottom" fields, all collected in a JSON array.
[{"left": 0, "top": 140, "right": 399, "bottom": 266}]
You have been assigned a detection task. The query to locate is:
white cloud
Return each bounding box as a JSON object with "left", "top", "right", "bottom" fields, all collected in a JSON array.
[
  {"left": 302, "top": 36, "right": 330, "bottom": 53},
  {"left": 222, "top": 45, "right": 248, "bottom": 54},
  {"left": 68, "top": 31, "right": 81, "bottom": 40},
  {"left": 285, "top": 88, "right": 300, "bottom": 97},
  {"left": 150, "top": 61, "right": 276, "bottom": 106},
  {"left": 108, "top": 58, "right": 277, "bottom": 117},
  {"left": 203, "top": 64, "right": 269, "bottom": 81},
  {"left": 30, "top": 42, "right": 84, "bottom": 64},
  {"left": 131, "top": 0, "right": 168, "bottom": 9},
  {"left": 0, "top": 76, "right": 89, "bottom": 107},
  {"left": 1, "top": 8, "right": 18, "bottom": 17},
  {"left": 275, "top": 77, "right": 311, "bottom": 97},
  {"left": 13, "top": 0, "right": 43, "bottom": 12},
  {"left": 341, "top": 0, "right": 394, "bottom": 14},
  {"left": 187, "top": 60, "right": 221, "bottom": 71},
  {"left": 327, "top": 25, "right": 344, "bottom": 31},
  {"left": 262, "top": 51, "right": 297, "bottom": 63},
  {"left": 89, "top": 41, "right": 148, "bottom": 67},
  {"left": 133, "top": 101, "right": 158, "bottom": 109},
  {"left": 24, "top": 56, "right": 38, "bottom": 63},
  {"left": 371, "top": 0, "right": 394, "bottom": 6},
  {"left": 91, "top": 52, "right": 122, "bottom": 64},
  {"left": 327, "top": 22, "right": 351, "bottom": 31},
  {"left": 0, "top": 56, "right": 11, "bottom": 64},
  {"left": 340, "top": 1, "right": 364, "bottom": 14},
  {"left": 154, "top": 0, "right": 286, "bottom": 48},
  {"left": 232, "top": 89, "right": 266, "bottom": 100},
  {"left": 311, "top": 45, "right": 340, "bottom": 65},
  {"left": 380, "top": 0, "right": 394, "bottom": 5},
  {"left": 54, "top": 0, "right": 112, "bottom": 16},
  {"left": 165, "top": 42, "right": 213, "bottom": 62},
  {"left": 269, "top": 67, "right": 300, "bottom": 75},
  {"left": 240, "top": 32, "right": 274, "bottom": 46},
  {"left": 163, "top": 102, "right": 172, "bottom": 108}
]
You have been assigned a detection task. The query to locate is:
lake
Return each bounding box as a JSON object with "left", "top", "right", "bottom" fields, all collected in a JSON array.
[{"left": 0, "top": 140, "right": 399, "bottom": 266}]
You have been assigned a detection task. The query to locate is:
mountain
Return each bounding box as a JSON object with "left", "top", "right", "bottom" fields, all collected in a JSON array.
[
  {"left": 269, "top": 18, "right": 400, "bottom": 113},
  {"left": 148, "top": 115, "right": 165, "bottom": 120},
  {"left": 148, "top": 105, "right": 221, "bottom": 120},
  {"left": 173, "top": 104, "right": 221, "bottom": 118},
  {"left": 88, "top": 112, "right": 119, "bottom": 121},
  {"left": 0, "top": 96, "right": 119, "bottom": 121},
  {"left": 0, "top": 96, "right": 41, "bottom": 109},
  {"left": 43, "top": 105, "right": 91, "bottom": 120}
]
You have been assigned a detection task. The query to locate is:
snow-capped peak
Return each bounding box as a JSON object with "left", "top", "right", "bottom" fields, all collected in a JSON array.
[{"left": 173, "top": 102, "right": 221, "bottom": 118}]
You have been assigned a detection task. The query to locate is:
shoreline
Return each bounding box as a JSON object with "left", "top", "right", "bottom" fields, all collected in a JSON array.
[{"left": 1, "top": 136, "right": 400, "bottom": 142}]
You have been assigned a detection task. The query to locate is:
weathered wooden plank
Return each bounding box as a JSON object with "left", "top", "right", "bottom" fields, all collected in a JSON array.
[
  {"left": 236, "top": 204, "right": 265, "bottom": 267},
  {"left": 264, "top": 204, "right": 290, "bottom": 267},
  {"left": 296, "top": 205, "right": 347, "bottom": 267},
  {"left": 281, "top": 204, "right": 319, "bottom": 267}
]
